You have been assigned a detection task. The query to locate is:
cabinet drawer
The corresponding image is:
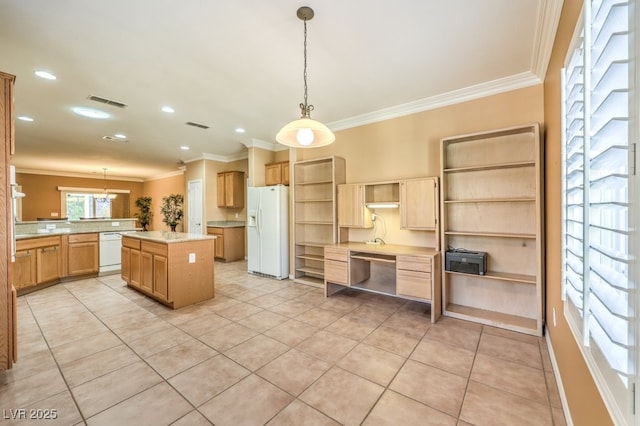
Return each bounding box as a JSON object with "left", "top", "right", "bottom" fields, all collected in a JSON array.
[
  {"left": 141, "top": 241, "right": 168, "bottom": 256},
  {"left": 122, "top": 237, "right": 141, "bottom": 250},
  {"left": 397, "top": 255, "right": 431, "bottom": 273},
  {"left": 325, "top": 247, "right": 349, "bottom": 262},
  {"left": 207, "top": 227, "right": 224, "bottom": 236},
  {"left": 68, "top": 233, "right": 98, "bottom": 243},
  {"left": 325, "top": 259, "right": 348, "bottom": 285},
  {"left": 396, "top": 270, "right": 431, "bottom": 300}
]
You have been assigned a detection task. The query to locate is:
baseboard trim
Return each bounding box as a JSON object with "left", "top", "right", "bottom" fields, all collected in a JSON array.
[{"left": 546, "top": 331, "right": 573, "bottom": 425}]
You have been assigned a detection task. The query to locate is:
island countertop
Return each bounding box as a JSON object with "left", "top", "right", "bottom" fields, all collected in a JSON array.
[{"left": 124, "top": 231, "right": 216, "bottom": 243}]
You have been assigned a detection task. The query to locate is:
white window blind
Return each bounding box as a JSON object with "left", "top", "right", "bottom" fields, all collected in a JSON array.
[{"left": 561, "top": 0, "right": 636, "bottom": 424}]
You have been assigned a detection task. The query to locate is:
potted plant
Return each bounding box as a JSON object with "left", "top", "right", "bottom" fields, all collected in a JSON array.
[
  {"left": 160, "top": 193, "right": 184, "bottom": 232},
  {"left": 134, "top": 196, "right": 153, "bottom": 231}
]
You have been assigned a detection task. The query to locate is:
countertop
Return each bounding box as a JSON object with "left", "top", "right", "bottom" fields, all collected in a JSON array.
[
  {"left": 206, "top": 221, "right": 246, "bottom": 228},
  {"left": 123, "top": 231, "right": 216, "bottom": 243},
  {"left": 16, "top": 229, "right": 139, "bottom": 240},
  {"left": 328, "top": 242, "right": 439, "bottom": 256}
]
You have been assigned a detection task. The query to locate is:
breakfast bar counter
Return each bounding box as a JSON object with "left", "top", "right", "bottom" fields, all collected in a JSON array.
[{"left": 121, "top": 232, "right": 216, "bottom": 309}]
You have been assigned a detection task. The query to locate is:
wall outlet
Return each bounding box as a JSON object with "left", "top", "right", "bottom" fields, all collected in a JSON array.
[
  {"left": 51, "top": 212, "right": 59, "bottom": 217},
  {"left": 46, "top": 224, "right": 56, "bottom": 230},
  {"left": 111, "top": 221, "right": 120, "bottom": 227},
  {"left": 235, "top": 213, "right": 239, "bottom": 219},
  {"left": 365, "top": 240, "right": 381, "bottom": 245},
  {"left": 189, "top": 253, "right": 196, "bottom": 263}
]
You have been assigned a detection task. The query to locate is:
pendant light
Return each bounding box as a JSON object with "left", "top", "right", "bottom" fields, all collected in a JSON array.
[
  {"left": 276, "top": 6, "right": 335, "bottom": 148},
  {"left": 94, "top": 168, "right": 117, "bottom": 200}
]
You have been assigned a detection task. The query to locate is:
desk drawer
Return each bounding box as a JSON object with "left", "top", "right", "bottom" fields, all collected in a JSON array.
[
  {"left": 397, "top": 255, "right": 431, "bottom": 273},
  {"left": 325, "top": 247, "right": 349, "bottom": 262},
  {"left": 325, "top": 259, "right": 348, "bottom": 285},
  {"left": 396, "top": 270, "right": 431, "bottom": 300}
]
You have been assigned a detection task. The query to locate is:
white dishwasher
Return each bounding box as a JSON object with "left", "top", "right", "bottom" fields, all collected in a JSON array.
[{"left": 99, "top": 232, "right": 123, "bottom": 275}]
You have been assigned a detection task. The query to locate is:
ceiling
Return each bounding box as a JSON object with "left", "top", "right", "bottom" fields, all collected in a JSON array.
[{"left": 0, "top": 0, "right": 562, "bottom": 181}]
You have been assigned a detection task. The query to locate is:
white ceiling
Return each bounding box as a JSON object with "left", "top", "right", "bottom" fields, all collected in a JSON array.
[{"left": 0, "top": 0, "right": 563, "bottom": 181}]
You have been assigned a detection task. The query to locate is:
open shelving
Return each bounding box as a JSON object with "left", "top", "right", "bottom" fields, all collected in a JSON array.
[
  {"left": 293, "top": 157, "right": 346, "bottom": 287},
  {"left": 440, "top": 123, "right": 544, "bottom": 336}
]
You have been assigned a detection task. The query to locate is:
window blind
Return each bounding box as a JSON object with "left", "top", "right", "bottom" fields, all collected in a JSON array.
[{"left": 561, "top": 0, "right": 635, "bottom": 423}]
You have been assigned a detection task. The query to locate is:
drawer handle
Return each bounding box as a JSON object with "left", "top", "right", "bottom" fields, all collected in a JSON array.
[
  {"left": 15, "top": 251, "right": 31, "bottom": 258},
  {"left": 41, "top": 246, "right": 58, "bottom": 253}
]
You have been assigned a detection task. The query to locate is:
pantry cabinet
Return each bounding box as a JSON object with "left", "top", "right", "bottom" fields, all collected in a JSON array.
[{"left": 217, "top": 171, "right": 245, "bottom": 208}]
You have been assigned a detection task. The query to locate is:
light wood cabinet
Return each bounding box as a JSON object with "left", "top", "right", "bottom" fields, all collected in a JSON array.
[
  {"left": 440, "top": 123, "right": 543, "bottom": 336},
  {"left": 217, "top": 171, "right": 245, "bottom": 208},
  {"left": 265, "top": 161, "right": 290, "bottom": 186},
  {"left": 121, "top": 234, "right": 214, "bottom": 309},
  {"left": 14, "top": 236, "right": 61, "bottom": 292},
  {"left": 400, "top": 177, "right": 438, "bottom": 230},
  {"left": 121, "top": 236, "right": 141, "bottom": 289},
  {"left": 206, "top": 226, "right": 244, "bottom": 262},
  {"left": 324, "top": 243, "right": 441, "bottom": 323},
  {"left": 140, "top": 241, "right": 169, "bottom": 302},
  {"left": 64, "top": 233, "right": 99, "bottom": 276},
  {"left": 293, "top": 157, "right": 346, "bottom": 286},
  {"left": 337, "top": 184, "right": 372, "bottom": 228}
]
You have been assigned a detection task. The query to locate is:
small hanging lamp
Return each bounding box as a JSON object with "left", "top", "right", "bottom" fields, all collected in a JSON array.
[{"left": 276, "top": 6, "right": 335, "bottom": 148}]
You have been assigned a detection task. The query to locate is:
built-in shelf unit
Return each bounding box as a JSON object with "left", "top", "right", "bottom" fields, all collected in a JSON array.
[
  {"left": 293, "top": 157, "right": 346, "bottom": 287},
  {"left": 440, "top": 123, "right": 544, "bottom": 336}
]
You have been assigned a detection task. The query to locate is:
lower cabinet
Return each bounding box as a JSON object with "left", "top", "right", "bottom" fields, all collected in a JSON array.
[
  {"left": 206, "top": 226, "right": 245, "bottom": 262},
  {"left": 14, "top": 236, "right": 61, "bottom": 292},
  {"left": 396, "top": 255, "right": 432, "bottom": 299},
  {"left": 121, "top": 236, "right": 141, "bottom": 289},
  {"left": 324, "top": 247, "right": 350, "bottom": 286},
  {"left": 140, "top": 241, "right": 169, "bottom": 303},
  {"left": 64, "top": 233, "right": 99, "bottom": 276}
]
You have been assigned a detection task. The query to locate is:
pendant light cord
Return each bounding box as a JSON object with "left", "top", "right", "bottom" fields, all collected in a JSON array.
[{"left": 300, "top": 18, "right": 314, "bottom": 118}]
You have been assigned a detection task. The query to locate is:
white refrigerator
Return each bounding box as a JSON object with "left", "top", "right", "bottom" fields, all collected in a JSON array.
[{"left": 247, "top": 185, "right": 288, "bottom": 279}]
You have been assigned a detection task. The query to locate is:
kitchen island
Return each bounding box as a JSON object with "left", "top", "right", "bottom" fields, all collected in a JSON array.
[{"left": 121, "top": 231, "right": 216, "bottom": 309}]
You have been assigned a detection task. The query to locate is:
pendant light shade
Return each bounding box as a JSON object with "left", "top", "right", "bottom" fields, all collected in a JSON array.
[
  {"left": 276, "top": 117, "right": 335, "bottom": 148},
  {"left": 276, "top": 6, "right": 335, "bottom": 148}
]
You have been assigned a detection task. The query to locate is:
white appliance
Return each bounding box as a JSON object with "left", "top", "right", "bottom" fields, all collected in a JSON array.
[
  {"left": 99, "top": 231, "right": 122, "bottom": 275},
  {"left": 9, "top": 165, "right": 25, "bottom": 262},
  {"left": 247, "top": 185, "right": 288, "bottom": 279}
]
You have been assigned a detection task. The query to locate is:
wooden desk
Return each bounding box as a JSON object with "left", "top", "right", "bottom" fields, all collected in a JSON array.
[{"left": 324, "top": 242, "right": 441, "bottom": 323}]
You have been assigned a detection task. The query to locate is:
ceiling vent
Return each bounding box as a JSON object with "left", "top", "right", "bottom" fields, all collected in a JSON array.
[
  {"left": 185, "top": 121, "right": 210, "bottom": 129},
  {"left": 88, "top": 95, "right": 128, "bottom": 108},
  {"left": 102, "top": 135, "right": 128, "bottom": 142}
]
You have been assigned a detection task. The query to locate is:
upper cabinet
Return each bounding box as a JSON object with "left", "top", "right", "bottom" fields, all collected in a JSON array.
[
  {"left": 400, "top": 177, "right": 438, "bottom": 230},
  {"left": 217, "top": 171, "right": 245, "bottom": 208},
  {"left": 265, "top": 161, "right": 290, "bottom": 186},
  {"left": 337, "top": 184, "right": 372, "bottom": 228}
]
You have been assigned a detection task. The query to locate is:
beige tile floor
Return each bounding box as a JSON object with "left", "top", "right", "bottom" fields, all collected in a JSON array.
[{"left": 1, "top": 260, "right": 566, "bottom": 425}]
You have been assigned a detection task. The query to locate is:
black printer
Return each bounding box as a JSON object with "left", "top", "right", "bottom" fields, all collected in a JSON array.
[{"left": 445, "top": 249, "right": 487, "bottom": 275}]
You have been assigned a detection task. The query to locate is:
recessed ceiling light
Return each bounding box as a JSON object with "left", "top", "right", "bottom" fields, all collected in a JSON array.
[
  {"left": 180, "top": 146, "right": 189, "bottom": 150},
  {"left": 34, "top": 70, "right": 57, "bottom": 80},
  {"left": 235, "top": 128, "right": 245, "bottom": 133},
  {"left": 17, "top": 116, "right": 34, "bottom": 122},
  {"left": 162, "top": 106, "right": 175, "bottom": 113},
  {"left": 114, "top": 133, "right": 127, "bottom": 139},
  {"left": 72, "top": 107, "right": 110, "bottom": 119}
]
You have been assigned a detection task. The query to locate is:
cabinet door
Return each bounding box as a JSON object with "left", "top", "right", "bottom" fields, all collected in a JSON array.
[
  {"left": 337, "top": 184, "right": 372, "bottom": 228},
  {"left": 152, "top": 255, "right": 169, "bottom": 302},
  {"left": 37, "top": 245, "right": 60, "bottom": 283},
  {"left": 281, "top": 162, "right": 290, "bottom": 186},
  {"left": 13, "top": 250, "right": 36, "bottom": 289},
  {"left": 130, "top": 249, "right": 142, "bottom": 289},
  {"left": 141, "top": 251, "right": 153, "bottom": 293},
  {"left": 121, "top": 246, "right": 131, "bottom": 282},
  {"left": 217, "top": 173, "right": 226, "bottom": 207},
  {"left": 265, "top": 163, "right": 282, "bottom": 186},
  {"left": 225, "top": 171, "right": 245, "bottom": 208},
  {"left": 396, "top": 270, "right": 431, "bottom": 299},
  {"left": 400, "top": 178, "right": 437, "bottom": 230},
  {"left": 214, "top": 233, "right": 224, "bottom": 259},
  {"left": 67, "top": 241, "right": 99, "bottom": 275}
]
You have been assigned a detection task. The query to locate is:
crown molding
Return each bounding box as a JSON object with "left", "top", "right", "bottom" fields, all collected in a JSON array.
[
  {"left": 240, "top": 138, "right": 287, "bottom": 152},
  {"left": 15, "top": 168, "right": 144, "bottom": 182},
  {"left": 144, "top": 169, "right": 185, "bottom": 182},
  {"left": 531, "top": 0, "right": 564, "bottom": 78},
  {"left": 328, "top": 71, "right": 542, "bottom": 132},
  {"left": 185, "top": 150, "right": 249, "bottom": 164}
]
